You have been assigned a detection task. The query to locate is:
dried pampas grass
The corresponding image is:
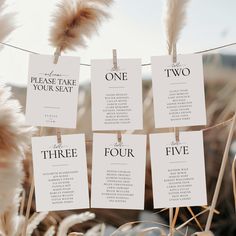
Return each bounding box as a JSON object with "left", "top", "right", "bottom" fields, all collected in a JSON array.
[
  {"left": 164, "top": 0, "right": 190, "bottom": 54},
  {"left": 49, "top": 0, "right": 113, "bottom": 52},
  {"left": 0, "top": 85, "right": 33, "bottom": 235},
  {"left": 44, "top": 226, "right": 55, "bottom": 236},
  {"left": 57, "top": 212, "right": 95, "bottom": 236},
  {"left": 26, "top": 212, "right": 48, "bottom": 236},
  {"left": 191, "top": 232, "right": 214, "bottom": 236},
  {"left": 85, "top": 224, "right": 105, "bottom": 236},
  {"left": 0, "top": 0, "right": 15, "bottom": 44}
]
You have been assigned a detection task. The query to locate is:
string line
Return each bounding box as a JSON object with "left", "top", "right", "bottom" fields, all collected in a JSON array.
[
  {"left": 3, "top": 40, "right": 235, "bottom": 139},
  {"left": 1, "top": 41, "right": 236, "bottom": 67}
]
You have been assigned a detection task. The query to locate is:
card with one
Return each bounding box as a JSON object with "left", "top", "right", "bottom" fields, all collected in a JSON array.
[
  {"left": 149, "top": 131, "right": 207, "bottom": 208},
  {"left": 32, "top": 134, "right": 89, "bottom": 212},
  {"left": 91, "top": 133, "right": 146, "bottom": 209},
  {"left": 91, "top": 59, "right": 143, "bottom": 131},
  {"left": 26, "top": 54, "right": 80, "bottom": 128},
  {"left": 151, "top": 54, "right": 206, "bottom": 128}
]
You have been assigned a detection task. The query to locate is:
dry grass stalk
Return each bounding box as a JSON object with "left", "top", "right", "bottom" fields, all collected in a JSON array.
[
  {"left": 137, "top": 226, "right": 166, "bottom": 236},
  {"left": 191, "top": 231, "right": 214, "bottom": 236},
  {"left": 43, "top": 226, "right": 55, "bottom": 236},
  {"left": 176, "top": 208, "right": 210, "bottom": 231},
  {"left": 22, "top": 176, "right": 35, "bottom": 236},
  {"left": 187, "top": 207, "right": 203, "bottom": 231},
  {"left": 169, "top": 208, "right": 174, "bottom": 236},
  {"left": 205, "top": 113, "right": 236, "bottom": 231},
  {"left": 68, "top": 233, "right": 84, "bottom": 236},
  {"left": 84, "top": 224, "right": 105, "bottom": 236},
  {"left": 231, "top": 155, "right": 236, "bottom": 212},
  {"left": 26, "top": 212, "right": 48, "bottom": 236},
  {"left": 57, "top": 212, "right": 95, "bottom": 236}
]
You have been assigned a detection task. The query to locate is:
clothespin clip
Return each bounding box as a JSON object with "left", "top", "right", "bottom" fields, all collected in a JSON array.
[
  {"left": 172, "top": 43, "right": 177, "bottom": 63},
  {"left": 174, "top": 127, "right": 180, "bottom": 143},
  {"left": 112, "top": 49, "right": 119, "bottom": 71},
  {"left": 117, "top": 131, "right": 122, "bottom": 143},
  {"left": 53, "top": 47, "right": 61, "bottom": 64},
  {"left": 56, "top": 128, "right": 62, "bottom": 144}
]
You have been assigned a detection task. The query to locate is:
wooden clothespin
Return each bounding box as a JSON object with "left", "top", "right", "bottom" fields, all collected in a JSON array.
[
  {"left": 117, "top": 131, "right": 122, "bottom": 143},
  {"left": 112, "top": 49, "right": 118, "bottom": 71},
  {"left": 53, "top": 47, "right": 61, "bottom": 64},
  {"left": 172, "top": 43, "right": 177, "bottom": 63},
  {"left": 56, "top": 128, "right": 62, "bottom": 144},
  {"left": 174, "top": 127, "right": 180, "bottom": 143}
]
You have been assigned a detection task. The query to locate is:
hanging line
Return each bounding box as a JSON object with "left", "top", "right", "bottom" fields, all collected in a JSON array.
[{"left": 0, "top": 41, "right": 236, "bottom": 67}]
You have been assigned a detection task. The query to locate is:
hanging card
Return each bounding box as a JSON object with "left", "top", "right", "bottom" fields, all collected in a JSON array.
[
  {"left": 150, "top": 131, "right": 207, "bottom": 208},
  {"left": 26, "top": 54, "right": 80, "bottom": 128},
  {"left": 91, "top": 59, "right": 143, "bottom": 131},
  {"left": 91, "top": 133, "right": 146, "bottom": 209},
  {"left": 32, "top": 134, "right": 89, "bottom": 211},
  {"left": 151, "top": 54, "right": 206, "bottom": 128}
]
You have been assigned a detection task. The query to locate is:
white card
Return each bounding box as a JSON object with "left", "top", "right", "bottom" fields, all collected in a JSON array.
[
  {"left": 151, "top": 54, "right": 206, "bottom": 128},
  {"left": 26, "top": 54, "right": 80, "bottom": 128},
  {"left": 91, "top": 133, "right": 146, "bottom": 209},
  {"left": 91, "top": 59, "right": 143, "bottom": 131},
  {"left": 32, "top": 134, "right": 89, "bottom": 211},
  {"left": 150, "top": 131, "right": 207, "bottom": 208}
]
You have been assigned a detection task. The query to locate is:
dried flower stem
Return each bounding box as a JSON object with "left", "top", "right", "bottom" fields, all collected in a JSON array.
[
  {"left": 232, "top": 155, "right": 236, "bottom": 212},
  {"left": 205, "top": 112, "right": 236, "bottom": 231},
  {"left": 20, "top": 189, "right": 26, "bottom": 216},
  {"left": 169, "top": 208, "right": 174, "bottom": 236},
  {"left": 22, "top": 176, "right": 35, "bottom": 236},
  {"left": 187, "top": 207, "right": 203, "bottom": 231}
]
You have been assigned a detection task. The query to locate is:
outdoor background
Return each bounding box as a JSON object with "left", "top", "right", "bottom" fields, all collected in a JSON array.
[
  {"left": 1, "top": 0, "right": 236, "bottom": 85},
  {"left": 1, "top": 0, "right": 236, "bottom": 235}
]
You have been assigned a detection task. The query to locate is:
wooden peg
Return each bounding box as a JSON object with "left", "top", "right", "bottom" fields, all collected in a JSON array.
[
  {"left": 172, "top": 43, "right": 177, "bottom": 63},
  {"left": 117, "top": 131, "right": 122, "bottom": 143},
  {"left": 174, "top": 127, "right": 180, "bottom": 142},
  {"left": 56, "top": 128, "right": 62, "bottom": 144},
  {"left": 53, "top": 47, "right": 61, "bottom": 64},
  {"left": 112, "top": 49, "right": 118, "bottom": 71}
]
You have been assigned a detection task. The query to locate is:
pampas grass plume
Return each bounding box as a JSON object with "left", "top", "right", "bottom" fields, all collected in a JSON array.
[
  {"left": 49, "top": 0, "right": 113, "bottom": 52},
  {"left": 57, "top": 212, "right": 95, "bottom": 236},
  {"left": 0, "top": 0, "right": 15, "bottom": 44},
  {"left": 164, "top": 0, "right": 190, "bottom": 54}
]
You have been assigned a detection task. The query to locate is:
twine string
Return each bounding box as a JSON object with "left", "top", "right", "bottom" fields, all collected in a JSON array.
[{"left": 0, "top": 41, "right": 236, "bottom": 66}]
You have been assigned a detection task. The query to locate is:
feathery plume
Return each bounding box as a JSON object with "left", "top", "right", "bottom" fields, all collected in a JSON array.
[
  {"left": 85, "top": 224, "right": 105, "bottom": 236},
  {"left": 26, "top": 212, "right": 48, "bottom": 236},
  {"left": 57, "top": 212, "right": 95, "bottom": 236},
  {"left": 87, "top": 0, "right": 113, "bottom": 5},
  {"left": 0, "top": 85, "right": 33, "bottom": 235},
  {"left": 44, "top": 226, "right": 56, "bottom": 236},
  {"left": 49, "top": 0, "right": 113, "bottom": 52},
  {"left": 164, "top": 0, "right": 190, "bottom": 54},
  {"left": 15, "top": 216, "right": 25, "bottom": 236},
  {"left": 0, "top": 0, "right": 15, "bottom": 44},
  {"left": 68, "top": 233, "right": 84, "bottom": 236},
  {"left": 1, "top": 193, "right": 24, "bottom": 236}
]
